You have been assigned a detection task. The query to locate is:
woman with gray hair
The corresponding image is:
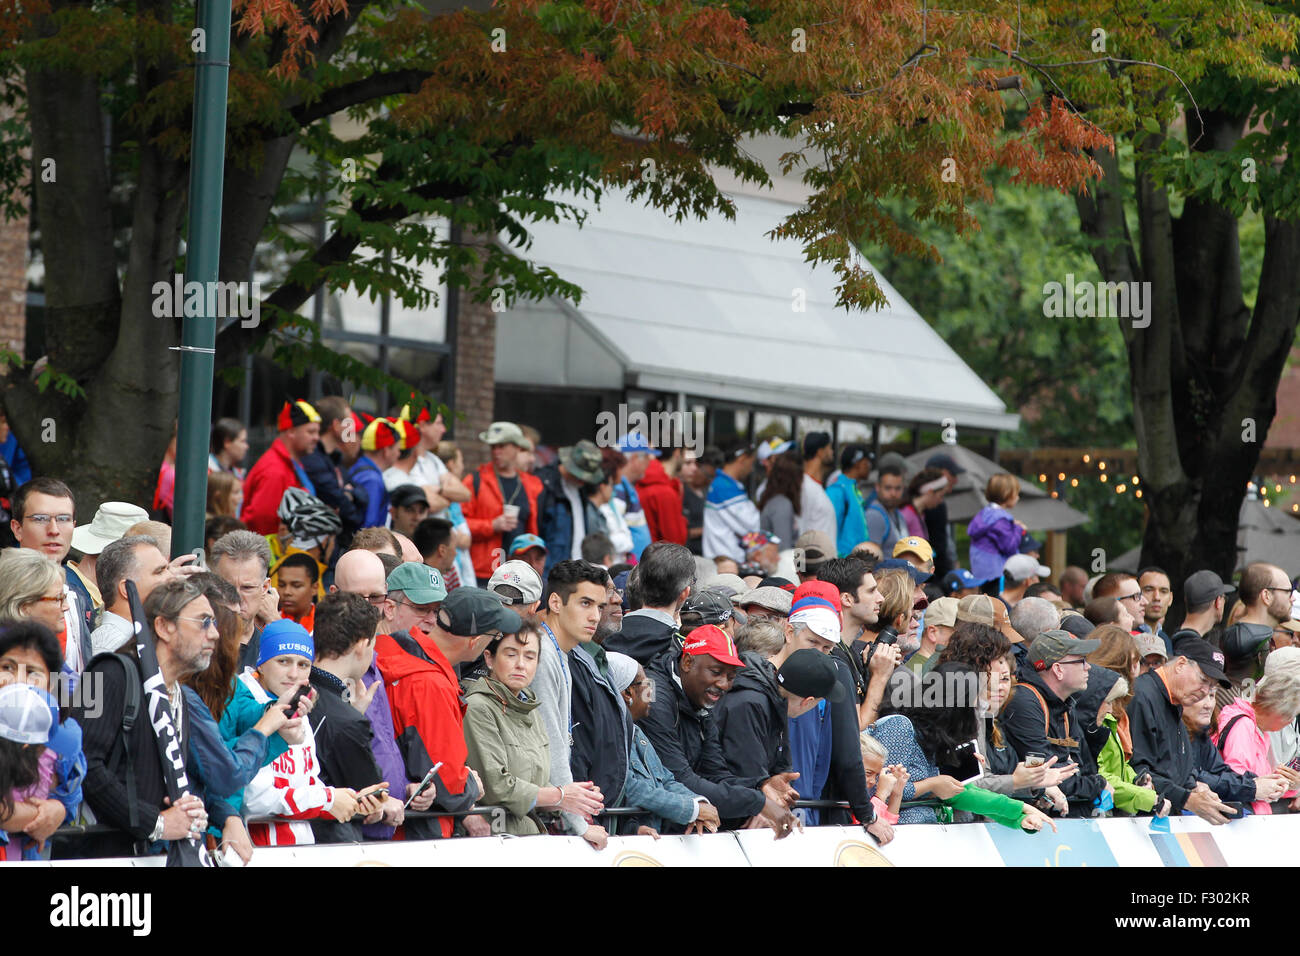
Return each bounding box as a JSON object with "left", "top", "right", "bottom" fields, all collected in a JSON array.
[
  {"left": 735, "top": 618, "right": 786, "bottom": 659},
  {"left": 1214, "top": 668, "right": 1300, "bottom": 815},
  {"left": 0, "top": 548, "right": 67, "bottom": 637}
]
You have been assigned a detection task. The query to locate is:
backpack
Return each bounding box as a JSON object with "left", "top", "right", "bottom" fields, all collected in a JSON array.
[
  {"left": 1009, "top": 682, "right": 1079, "bottom": 749},
  {"left": 84, "top": 653, "right": 144, "bottom": 832},
  {"left": 1215, "top": 713, "right": 1250, "bottom": 755}
]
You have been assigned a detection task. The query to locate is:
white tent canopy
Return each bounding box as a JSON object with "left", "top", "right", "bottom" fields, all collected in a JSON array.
[{"left": 495, "top": 187, "right": 1019, "bottom": 431}]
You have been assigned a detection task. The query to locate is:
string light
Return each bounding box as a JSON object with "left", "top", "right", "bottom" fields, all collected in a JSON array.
[
  {"left": 1083, "top": 454, "right": 1091, "bottom": 464},
  {"left": 1132, "top": 476, "right": 1140, "bottom": 485},
  {"left": 1050, "top": 491, "right": 1059, "bottom": 498},
  {"left": 1038, "top": 473, "right": 1047, "bottom": 483},
  {"left": 1135, "top": 490, "right": 1143, "bottom": 499},
  {"left": 1098, "top": 461, "right": 1107, "bottom": 471},
  {"left": 1100, "top": 474, "right": 1108, "bottom": 483},
  {"left": 1290, "top": 475, "right": 1296, "bottom": 484},
  {"left": 1070, "top": 478, "right": 1079, "bottom": 488},
  {"left": 1264, "top": 499, "right": 1272, "bottom": 508},
  {"left": 1116, "top": 484, "right": 1127, "bottom": 493},
  {"left": 1276, "top": 484, "right": 1283, "bottom": 493},
  {"left": 1057, "top": 472, "right": 1065, "bottom": 481}
]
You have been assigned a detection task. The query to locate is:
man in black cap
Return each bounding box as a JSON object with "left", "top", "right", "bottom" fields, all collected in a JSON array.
[
  {"left": 923, "top": 452, "right": 963, "bottom": 579},
  {"left": 1170, "top": 570, "right": 1235, "bottom": 646},
  {"left": 678, "top": 588, "right": 735, "bottom": 638},
  {"left": 1217, "top": 563, "right": 1292, "bottom": 701},
  {"left": 1128, "top": 636, "right": 1239, "bottom": 823},
  {"left": 388, "top": 484, "right": 431, "bottom": 537},
  {"left": 1000, "top": 630, "right": 1109, "bottom": 816},
  {"left": 715, "top": 648, "right": 844, "bottom": 783}
]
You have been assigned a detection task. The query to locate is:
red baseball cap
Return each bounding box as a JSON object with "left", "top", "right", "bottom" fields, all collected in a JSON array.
[{"left": 681, "top": 624, "right": 745, "bottom": 667}]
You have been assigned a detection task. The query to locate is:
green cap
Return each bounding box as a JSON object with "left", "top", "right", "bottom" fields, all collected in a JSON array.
[
  {"left": 386, "top": 562, "right": 447, "bottom": 604},
  {"left": 437, "top": 587, "right": 522, "bottom": 638},
  {"left": 1027, "top": 629, "right": 1101, "bottom": 671}
]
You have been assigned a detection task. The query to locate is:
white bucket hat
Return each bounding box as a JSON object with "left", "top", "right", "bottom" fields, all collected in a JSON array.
[{"left": 71, "top": 501, "right": 150, "bottom": 555}]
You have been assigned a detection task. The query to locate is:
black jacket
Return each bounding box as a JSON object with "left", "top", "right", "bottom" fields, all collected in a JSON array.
[
  {"left": 714, "top": 652, "right": 790, "bottom": 780},
  {"left": 1128, "top": 668, "right": 1197, "bottom": 813},
  {"left": 569, "top": 643, "right": 632, "bottom": 814},
  {"left": 604, "top": 612, "right": 677, "bottom": 667},
  {"left": 1189, "top": 729, "right": 1257, "bottom": 804},
  {"left": 308, "top": 667, "right": 385, "bottom": 843},
  {"left": 301, "top": 446, "right": 365, "bottom": 538},
  {"left": 1000, "top": 666, "right": 1105, "bottom": 814},
  {"left": 639, "top": 649, "right": 766, "bottom": 823},
  {"left": 819, "top": 654, "right": 876, "bottom": 825},
  {"left": 68, "top": 653, "right": 236, "bottom": 858},
  {"left": 1072, "top": 666, "right": 1121, "bottom": 778}
]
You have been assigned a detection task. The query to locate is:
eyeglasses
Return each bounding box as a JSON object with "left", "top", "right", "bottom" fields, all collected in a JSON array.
[
  {"left": 913, "top": 598, "right": 930, "bottom": 612},
  {"left": 1056, "top": 658, "right": 1090, "bottom": 667},
  {"left": 395, "top": 598, "right": 439, "bottom": 616},
  {"left": 179, "top": 615, "right": 218, "bottom": 632},
  {"left": 1117, "top": 591, "right": 1143, "bottom": 601},
  {"left": 34, "top": 594, "right": 69, "bottom": 608},
  {"left": 361, "top": 592, "right": 390, "bottom": 606},
  {"left": 1266, "top": 587, "right": 1295, "bottom": 598},
  {"left": 25, "top": 514, "right": 74, "bottom": 527}
]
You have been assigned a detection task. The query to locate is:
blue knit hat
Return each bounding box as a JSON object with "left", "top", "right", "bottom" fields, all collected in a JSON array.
[{"left": 256, "top": 619, "right": 315, "bottom": 668}]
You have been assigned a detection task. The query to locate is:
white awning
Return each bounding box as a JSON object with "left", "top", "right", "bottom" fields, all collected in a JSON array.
[{"left": 495, "top": 187, "right": 1019, "bottom": 432}]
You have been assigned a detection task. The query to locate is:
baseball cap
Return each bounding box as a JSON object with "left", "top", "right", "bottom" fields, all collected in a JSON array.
[
  {"left": 389, "top": 485, "right": 430, "bottom": 510},
  {"left": 559, "top": 440, "right": 606, "bottom": 484},
  {"left": 509, "top": 533, "right": 548, "bottom": 556},
  {"left": 789, "top": 581, "right": 842, "bottom": 643},
  {"left": 942, "top": 568, "right": 984, "bottom": 593},
  {"left": 892, "top": 536, "right": 934, "bottom": 563},
  {"left": 1174, "top": 636, "right": 1231, "bottom": 688},
  {"left": 876, "top": 558, "right": 930, "bottom": 585},
  {"left": 1058, "top": 610, "right": 1094, "bottom": 639},
  {"left": 736, "top": 586, "right": 793, "bottom": 617},
  {"left": 794, "top": 530, "right": 835, "bottom": 570},
  {"left": 0, "top": 683, "right": 54, "bottom": 745},
  {"left": 925, "top": 596, "right": 960, "bottom": 629},
  {"left": 681, "top": 624, "right": 745, "bottom": 667},
  {"left": 776, "top": 649, "right": 845, "bottom": 703},
  {"left": 1183, "top": 570, "right": 1236, "bottom": 608},
  {"left": 488, "top": 560, "right": 544, "bottom": 605},
  {"left": 802, "top": 431, "right": 833, "bottom": 459},
  {"left": 756, "top": 438, "right": 792, "bottom": 463},
  {"left": 438, "top": 586, "right": 522, "bottom": 637},
  {"left": 479, "top": 421, "right": 527, "bottom": 447},
  {"left": 925, "top": 452, "right": 964, "bottom": 475},
  {"left": 616, "top": 432, "right": 661, "bottom": 457},
  {"left": 1134, "top": 632, "right": 1168, "bottom": 662},
  {"left": 1004, "top": 554, "right": 1051, "bottom": 582},
  {"left": 1027, "top": 629, "right": 1101, "bottom": 670},
  {"left": 1019, "top": 534, "right": 1044, "bottom": 555},
  {"left": 386, "top": 562, "right": 448, "bottom": 604},
  {"left": 680, "top": 589, "right": 734, "bottom": 627},
  {"left": 760, "top": 576, "right": 797, "bottom": 592},
  {"left": 840, "top": 444, "right": 871, "bottom": 471}
]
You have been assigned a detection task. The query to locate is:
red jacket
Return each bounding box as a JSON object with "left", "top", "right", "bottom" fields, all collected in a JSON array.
[
  {"left": 637, "top": 458, "right": 687, "bottom": 544},
  {"left": 461, "top": 464, "right": 542, "bottom": 581},
  {"left": 241, "top": 438, "right": 302, "bottom": 535},
  {"left": 374, "top": 627, "right": 481, "bottom": 838}
]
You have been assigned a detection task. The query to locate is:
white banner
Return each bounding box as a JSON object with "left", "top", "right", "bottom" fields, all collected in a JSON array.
[{"left": 24, "top": 815, "right": 1300, "bottom": 867}]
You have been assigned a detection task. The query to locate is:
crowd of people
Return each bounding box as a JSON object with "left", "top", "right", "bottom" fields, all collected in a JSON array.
[{"left": 1, "top": 401, "right": 1298, "bottom": 863}]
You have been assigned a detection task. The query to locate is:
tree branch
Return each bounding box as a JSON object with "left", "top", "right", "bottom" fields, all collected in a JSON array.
[{"left": 289, "top": 69, "right": 432, "bottom": 129}]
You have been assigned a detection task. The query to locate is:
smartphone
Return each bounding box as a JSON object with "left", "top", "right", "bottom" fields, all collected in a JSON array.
[
  {"left": 282, "top": 684, "right": 310, "bottom": 717},
  {"left": 1025, "top": 752, "right": 1046, "bottom": 768},
  {"left": 404, "top": 762, "right": 444, "bottom": 808},
  {"left": 950, "top": 739, "right": 982, "bottom": 784},
  {"left": 361, "top": 787, "right": 390, "bottom": 801}
]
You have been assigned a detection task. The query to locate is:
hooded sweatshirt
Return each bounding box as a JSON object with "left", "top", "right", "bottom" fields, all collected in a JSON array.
[
  {"left": 1072, "top": 667, "right": 1158, "bottom": 815},
  {"left": 967, "top": 503, "right": 1024, "bottom": 584},
  {"left": 463, "top": 676, "right": 551, "bottom": 835},
  {"left": 637, "top": 458, "right": 688, "bottom": 544},
  {"left": 714, "top": 651, "right": 791, "bottom": 781}
]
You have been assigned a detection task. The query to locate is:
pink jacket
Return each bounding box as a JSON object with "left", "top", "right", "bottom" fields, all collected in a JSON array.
[{"left": 1213, "top": 698, "right": 1294, "bottom": 815}]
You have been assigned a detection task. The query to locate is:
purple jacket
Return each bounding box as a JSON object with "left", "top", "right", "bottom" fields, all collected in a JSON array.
[
  {"left": 361, "top": 658, "right": 408, "bottom": 840},
  {"left": 967, "top": 504, "right": 1024, "bottom": 583}
]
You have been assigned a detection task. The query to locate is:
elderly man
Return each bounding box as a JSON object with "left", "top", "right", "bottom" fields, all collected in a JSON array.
[
  {"left": 1128, "top": 637, "right": 1239, "bottom": 824},
  {"left": 210, "top": 530, "right": 278, "bottom": 670},
  {"left": 89, "top": 535, "right": 176, "bottom": 656}
]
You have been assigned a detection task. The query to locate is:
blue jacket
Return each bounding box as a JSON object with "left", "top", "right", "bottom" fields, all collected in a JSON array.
[
  {"left": 535, "top": 463, "right": 574, "bottom": 575},
  {"left": 0, "top": 717, "right": 86, "bottom": 860},
  {"left": 183, "top": 687, "right": 269, "bottom": 800},
  {"left": 623, "top": 724, "right": 702, "bottom": 832},
  {"left": 301, "top": 447, "right": 364, "bottom": 535},
  {"left": 348, "top": 457, "right": 389, "bottom": 529},
  {"left": 1, "top": 431, "right": 31, "bottom": 485},
  {"left": 826, "top": 474, "right": 869, "bottom": 557},
  {"left": 788, "top": 701, "right": 832, "bottom": 826}
]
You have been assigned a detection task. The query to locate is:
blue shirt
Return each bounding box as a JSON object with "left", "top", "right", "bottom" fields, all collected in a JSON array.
[{"left": 349, "top": 457, "right": 389, "bottom": 529}]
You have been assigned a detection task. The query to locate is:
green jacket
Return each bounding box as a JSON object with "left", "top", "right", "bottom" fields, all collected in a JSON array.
[
  {"left": 1096, "top": 712, "right": 1158, "bottom": 814},
  {"left": 946, "top": 785, "right": 1034, "bottom": 830},
  {"left": 463, "top": 676, "right": 551, "bottom": 836}
]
